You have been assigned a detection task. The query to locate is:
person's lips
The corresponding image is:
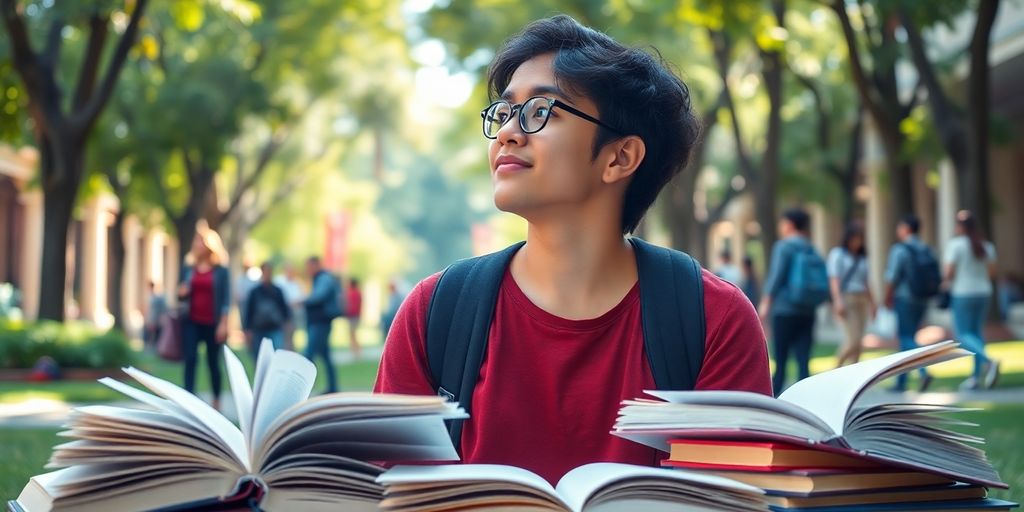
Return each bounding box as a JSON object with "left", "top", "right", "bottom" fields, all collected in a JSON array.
[{"left": 494, "top": 154, "right": 532, "bottom": 174}]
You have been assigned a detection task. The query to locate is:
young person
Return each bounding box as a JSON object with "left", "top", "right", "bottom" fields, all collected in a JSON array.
[
  {"left": 374, "top": 15, "right": 770, "bottom": 484},
  {"left": 944, "top": 210, "right": 999, "bottom": 390},
  {"left": 244, "top": 261, "right": 291, "bottom": 359},
  {"left": 827, "top": 221, "right": 875, "bottom": 367},
  {"left": 177, "top": 225, "right": 231, "bottom": 411},
  {"left": 883, "top": 214, "right": 935, "bottom": 392},
  {"left": 303, "top": 256, "right": 341, "bottom": 393},
  {"left": 758, "top": 208, "right": 821, "bottom": 395}
]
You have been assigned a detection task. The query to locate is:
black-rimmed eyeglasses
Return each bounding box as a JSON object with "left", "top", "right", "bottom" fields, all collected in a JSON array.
[{"left": 480, "top": 96, "right": 622, "bottom": 139}]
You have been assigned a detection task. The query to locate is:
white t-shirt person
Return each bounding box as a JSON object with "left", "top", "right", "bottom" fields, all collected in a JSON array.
[{"left": 943, "top": 236, "right": 996, "bottom": 297}]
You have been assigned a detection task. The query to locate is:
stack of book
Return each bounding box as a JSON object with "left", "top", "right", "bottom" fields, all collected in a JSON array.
[
  {"left": 9, "top": 341, "right": 466, "bottom": 512},
  {"left": 614, "top": 341, "right": 1019, "bottom": 511}
]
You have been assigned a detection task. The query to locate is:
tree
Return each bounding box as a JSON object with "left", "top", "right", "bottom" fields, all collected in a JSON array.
[
  {"left": 897, "top": 0, "right": 1000, "bottom": 237},
  {"left": 830, "top": 0, "right": 921, "bottom": 222},
  {"left": 1, "top": 0, "right": 148, "bottom": 320}
]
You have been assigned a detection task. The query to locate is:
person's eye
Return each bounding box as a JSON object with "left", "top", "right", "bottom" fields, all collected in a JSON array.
[{"left": 532, "top": 106, "right": 550, "bottom": 118}]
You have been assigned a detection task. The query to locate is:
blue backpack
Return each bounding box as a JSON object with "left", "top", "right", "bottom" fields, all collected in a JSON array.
[
  {"left": 425, "top": 238, "right": 706, "bottom": 449},
  {"left": 787, "top": 243, "right": 830, "bottom": 309},
  {"left": 900, "top": 243, "right": 942, "bottom": 299}
]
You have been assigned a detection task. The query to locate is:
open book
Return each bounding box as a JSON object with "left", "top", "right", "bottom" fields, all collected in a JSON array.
[
  {"left": 14, "top": 341, "right": 465, "bottom": 512},
  {"left": 377, "top": 462, "right": 770, "bottom": 511},
  {"left": 613, "top": 340, "right": 1006, "bottom": 488}
]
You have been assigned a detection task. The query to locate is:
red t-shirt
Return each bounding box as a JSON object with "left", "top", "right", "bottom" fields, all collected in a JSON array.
[
  {"left": 189, "top": 269, "right": 216, "bottom": 325},
  {"left": 347, "top": 287, "right": 362, "bottom": 318},
  {"left": 374, "top": 267, "right": 771, "bottom": 484}
]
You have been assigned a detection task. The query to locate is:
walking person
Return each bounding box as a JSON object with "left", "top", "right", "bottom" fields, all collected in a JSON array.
[
  {"left": 827, "top": 221, "right": 875, "bottom": 367},
  {"left": 303, "top": 256, "right": 341, "bottom": 393},
  {"left": 944, "top": 210, "right": 1000, "bottom": 390},
  {"left": 713, "top": 250, "right": 741, "bottom": 285},
  {"left": 176, "top": 224, "right": 230, "bottom": 411},
  {"left": 759, "top": 208, "right": 830, "bottom": 396},
  {"left": 142, "top": 280, "right": 168, "bottom": 352},
  {"left": 883, "top": 214, "right": 938, "bottom": 392},
  {"left": 345, "top": 277, "right": 363, "bottom": 360},
  {"left": 244, "top": 261, "right": 291, "bottom": 360}
]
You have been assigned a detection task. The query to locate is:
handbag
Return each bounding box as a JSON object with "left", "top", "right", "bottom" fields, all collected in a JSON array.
[{"left": 157, "top": 310, "right": 184, "bottom": 361}]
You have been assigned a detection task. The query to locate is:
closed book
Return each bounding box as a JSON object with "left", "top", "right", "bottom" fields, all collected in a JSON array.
[
  {"left": 677, "top": 467, "right": 953, "bottom": 495},
  {"left": 770, "top": 497, "right": 1019, "bottom": 511},
  {"left": 762, "top": 482, "right": 986, "bottom": 508},
  {"left": 667, "top": 439, "right": 882, "bottom": 470}
]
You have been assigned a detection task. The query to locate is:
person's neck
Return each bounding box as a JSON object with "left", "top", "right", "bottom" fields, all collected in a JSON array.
[{"left": 509, "top": 220, "right": 637, "bottom": 320}]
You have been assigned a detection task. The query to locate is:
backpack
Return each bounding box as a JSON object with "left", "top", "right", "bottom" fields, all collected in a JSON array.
[
  {"left": 251, "top": 288, "right": 286, "bottom": 330},
  {"left": 425, "top": 238, "right": 706, "bottom": 450},
  {"left": 900, "top": 243, "right": 942, "bottom": 299},
  {"left": 787, "top": 242, "right": 830, "bottom": 309},
  {"left": 321, "top": 274, "right": 345, "bottom": 320}
]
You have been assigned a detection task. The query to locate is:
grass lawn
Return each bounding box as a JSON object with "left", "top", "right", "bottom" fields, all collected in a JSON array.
[{"left": 2, "top": 405, "right": 1021, "bottom": 504}]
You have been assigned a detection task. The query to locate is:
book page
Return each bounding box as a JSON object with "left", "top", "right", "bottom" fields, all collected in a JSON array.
[
  {"left": 250, "top": 349, "right": 317, "bottom": 452},
  {"left": 377, "top": 465, "right": 565, "bottom": 508},
  {"left": 252, "top": 339, "right": 275, "bottom": 405},
  {"left": 555, "top": 463, "right": 762, "bottom": 512},
  {"left": 122, "top": 367, "right": 250, "bottom": 471},
  {"left": 98, "top": 378, "right": 209, "bottom": 435},
  {"left": 778, "top": 340, "right": 966, "bottom": 436},
  {"left": 643, "top": 390, "right": 833, "bottom": 434},
  {"left": 223, "top": 346, "right": 254, "bottom": 448}
]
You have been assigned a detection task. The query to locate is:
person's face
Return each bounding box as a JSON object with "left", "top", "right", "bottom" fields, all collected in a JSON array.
[
  {"left": 896, "top": 223, "right": 910, "bottom": 240},
  {"left": 487, "top": 54, "right": 609, "bottom": 222},
  {"left": 777, "top": 219, "right": 791, "bottom": 237},
  {"left": 261, "top": 265, "right": 273, "bottom": 283},
  {"left": 191, "top": 234, "right": 210, "bottom": 259},
  {"left": 305, "top": 261, "right": 317, "bottom": 277},
  {"left": 848, "top": 234, "right": 863, "bottom": 252}
]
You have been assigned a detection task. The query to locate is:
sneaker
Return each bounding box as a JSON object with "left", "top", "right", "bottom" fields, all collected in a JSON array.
[
  {"left": 984, "top": 361, "right": 1000, "bottom": 389},
  {"left": 918, "top": 374, "right": 934, "bottom": 393},
  {"left": 958, "top": 376, "right": 979, "bottom": 392}
]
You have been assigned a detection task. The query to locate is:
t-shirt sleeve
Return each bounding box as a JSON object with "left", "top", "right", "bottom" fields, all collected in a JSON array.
[
  {"left": 373, "top": 274, "right": 441, "bottom": 396},
  {"left": 695, "top": 272, "right": 773, "bottom": 396},
  {"left": 943, "top": 238, "right": 960, "bottom": 266},
  {"left": 826, "top": 247, "right": 842, "bottom": 278}
]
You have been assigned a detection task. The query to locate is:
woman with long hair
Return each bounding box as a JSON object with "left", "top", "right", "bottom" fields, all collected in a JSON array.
[
  {"left": 177, "top": 222, "right": 231, "bottom": 410},
  {"left": 943, "top": 210, "right": 999, "bottom": 390},
  {"left": 827, "top": 221, "right": 875, "bottom": 367}
]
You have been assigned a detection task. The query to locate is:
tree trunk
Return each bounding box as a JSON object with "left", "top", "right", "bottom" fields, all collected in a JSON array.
[
  {"left": 757, "top": 51, "right": 783, "bottom": 254},
  {"left": 107, "top": 207, "right": 125, "bottom": 329},
  {"left": 37, "top": 140, "right": 84, "bottom": 321},
  {"left": 966, "top": 0, "right": 1000, "bottom": 239}
]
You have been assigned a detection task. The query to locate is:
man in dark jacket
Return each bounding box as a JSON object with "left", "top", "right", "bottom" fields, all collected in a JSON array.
[
  {"left": 303, "top": 256, "right": 341, "bottom": 393},
  {"left": 244, "top": 261, "right": 291, "bottom": 361}
]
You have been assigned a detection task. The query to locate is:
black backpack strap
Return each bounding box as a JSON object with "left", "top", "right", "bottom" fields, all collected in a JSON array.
[
  {"left": 629, "top": 238, "right": 706, "bottom": 390},
  {"left": 425, "top": 241, "right": 525, "bottom": 447}
]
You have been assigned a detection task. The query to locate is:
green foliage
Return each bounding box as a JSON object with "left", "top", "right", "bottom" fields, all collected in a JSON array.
[{"left": 0, "top": 320, "right": 132, "bottom": 369}]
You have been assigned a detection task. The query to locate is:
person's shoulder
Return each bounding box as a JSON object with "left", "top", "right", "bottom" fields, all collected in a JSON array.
[{"left": 700, "top": 267, "right": 749, "bottom": 310}]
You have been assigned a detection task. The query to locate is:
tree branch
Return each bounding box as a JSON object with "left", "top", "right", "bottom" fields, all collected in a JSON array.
[
  {"left": 831, "top": 0, "right": 891, "bottom": 131},
  {"left": 250, "top": 173, "right": 304, "bottom": 228},
  {"left": 73, "top": 0, "right": 149, "bottom": 131},
  {"left": 146, "top": 163, "right": 177, "bottom": 222},
  {"left": 709, "top": 28, "right": 757, "bottom": 182},
  {"left": 220, "top": 129, "right": 289, "bottom": 223},
  {"left": 1, "top": 0, "right": 66, "bottom": 132},
  {"left": 72, "top": 11, "right": 109, "bottom": 111},
  {"left": 898, "top": 9, "right": 961, "bottom": 127},
  {"left": 42, "top": 18, "right": 64, "bottom": 68}
]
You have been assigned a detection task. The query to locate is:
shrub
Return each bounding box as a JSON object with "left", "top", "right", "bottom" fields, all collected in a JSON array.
[{"left": 0, "top": 320, "right": 132, "bottom": 369}]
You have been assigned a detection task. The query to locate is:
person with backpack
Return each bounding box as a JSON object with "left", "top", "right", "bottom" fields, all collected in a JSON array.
[
  {"left": 944, "top": 210, "right": 999, "bottom": 390},
  {"left": 827, "top": 221, "right": 875, "bottom": 367},
  {"left": 243, "top": 261, "right": 291, "bottom": 361},
  {"left": 303, "top": 256, "right": 342, "bottom": 393},
  {"left": 373, "top": 15, "right": 770, "bottom": 485},
  {"left": 759, "top": 208, "right": 830, "bottom": 395},
  {"left": 883, "top": 214, "right": 937, "bottom": 392}
]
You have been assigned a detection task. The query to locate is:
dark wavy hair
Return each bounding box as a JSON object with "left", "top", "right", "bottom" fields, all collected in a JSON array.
[
  {"left": 956, "top": 210, "right": 987, "bottom": 259},
  {"left": 841, "top": 221, "right": 866, "bottom": 257},
  {"left": 487, "top": 15, "right": 701, "bottom": 234}
]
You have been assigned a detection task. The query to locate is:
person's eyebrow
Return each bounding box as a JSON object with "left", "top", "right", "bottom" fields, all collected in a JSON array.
[{"left": 500, "top": 84, "right": 571, "bottom": 101}]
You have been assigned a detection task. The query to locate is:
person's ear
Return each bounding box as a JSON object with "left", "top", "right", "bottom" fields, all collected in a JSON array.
[{"left": 601, "top": 135, "right": 645, "bottom": 184}]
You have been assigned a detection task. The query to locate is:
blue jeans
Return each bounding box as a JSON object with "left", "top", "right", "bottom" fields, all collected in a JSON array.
[
  {"left": 894, "top": 297, "right": 930, "bottom": 391},
  {"left": 304, "top": 321, "right": 337, "bottom": 393},
  {"left": 182, "top": 318, "right": 222, "bottom": 401},
  {"left": 771, "top": 313, "right": 815, "bottom": 396},
  {"left": 951, "top": 295, "right": 991, "bottom": 379},
  {"left": 249, "top": 328, "right": 284, "bottom": 363}
]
